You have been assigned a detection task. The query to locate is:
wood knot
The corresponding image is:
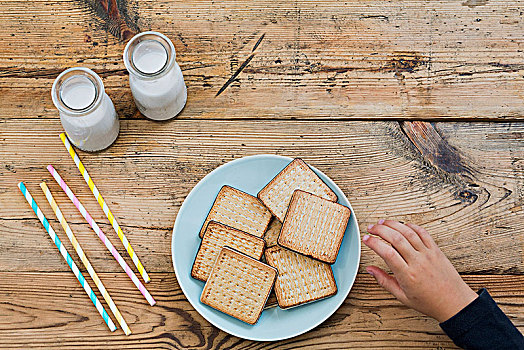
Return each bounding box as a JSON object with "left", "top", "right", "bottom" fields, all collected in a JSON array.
[
  {"left": 457, "top": 190, "right": 478, "bottom": 203},
  {"left": 399, "top": 121, "right": 471, "bottom": 175},
  {"left": 77, "top": 0, "right": 140, "bottom": 41}
]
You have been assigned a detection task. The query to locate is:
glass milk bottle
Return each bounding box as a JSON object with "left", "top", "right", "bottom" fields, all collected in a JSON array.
[
  {"left": 51, "top": 67, "right": 120, "bottom": 152},
  {"left": 123, "top": 31, "right": 187, "bottom": 121}
]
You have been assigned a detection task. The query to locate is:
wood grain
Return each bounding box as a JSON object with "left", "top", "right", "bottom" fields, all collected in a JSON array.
[
  {"left": 1, "top": 1, "right": 524, "bottom": 120},
  {"left": 0, "top": 272, "right": 522, "bottom": 349},
  {"left": 2, "top": 0, "right": 524, "bottom": 348},
  {"left": 0, "top": 119, "right": 522, "bottom": 274}
]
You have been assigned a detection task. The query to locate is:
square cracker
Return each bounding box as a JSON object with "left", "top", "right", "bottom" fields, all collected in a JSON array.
[
  {"left": 258, "top": 158, "right": 337, "bottom": 222},
  {"left": 278, "top": 190, "right": 351, "bottom": 264},
  {"left": 265, "top": 246, "right": 337, "bottom": 309},
  {"left": 192, "top": 221, "right": 266, "bottom": 282},
  {"left": 200, "top": 247, "right": 277, "bottom": 325},
  {"left": 199, "top": 185, "right": 272, "bottom": 238}
]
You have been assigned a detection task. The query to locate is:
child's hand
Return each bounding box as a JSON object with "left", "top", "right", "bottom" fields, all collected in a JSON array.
[{"left": 363, "top": 220, "right": 478, "bottom": 322}]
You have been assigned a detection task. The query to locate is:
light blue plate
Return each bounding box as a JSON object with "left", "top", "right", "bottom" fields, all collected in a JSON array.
[{"left": 172, "top": 155, "right": 361, "bottom": 341}]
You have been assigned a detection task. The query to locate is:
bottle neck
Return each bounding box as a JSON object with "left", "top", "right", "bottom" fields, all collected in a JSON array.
[
  {"left": 52, "top": 67, "right": 105, "bottom": 117},
  {"left": 124, "top": 31, "right": 176, "bottom": 81}
]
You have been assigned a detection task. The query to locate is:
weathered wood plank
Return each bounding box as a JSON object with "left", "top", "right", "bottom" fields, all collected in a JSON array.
[
  {"left": 3, "top": 0, "right": 523, "bottom": 347},
  {"left": 1, "top": 119, "right": 522, "bottom": 274},
  {"left": 0, "top": 272, "right": 522, "bottom": 349},
  {"left": 1, "top": 1, "right": 524, "bottom": 120}
]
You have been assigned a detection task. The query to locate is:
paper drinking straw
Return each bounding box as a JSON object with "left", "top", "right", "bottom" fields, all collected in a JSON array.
[
  {"left": 59, "top": 133, "right": 150, "bottom": 283},
  {"left": 47, "top": 165, "right": 156, "bottom": 306},
  {"left": 40, "top": 182, "right": 132, "bottom": 335},
  {"left": 17, "top": 182, "right": 116, "bottom": 332}
]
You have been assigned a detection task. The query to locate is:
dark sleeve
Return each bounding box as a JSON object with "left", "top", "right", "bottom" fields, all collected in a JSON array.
[{"left": 440, "top": 288, "right": 524, "bottom": 350}]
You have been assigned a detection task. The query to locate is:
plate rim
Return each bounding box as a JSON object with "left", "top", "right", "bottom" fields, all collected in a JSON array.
[{"left": 171, "top": 154, "right": 361, "bottom": 341}]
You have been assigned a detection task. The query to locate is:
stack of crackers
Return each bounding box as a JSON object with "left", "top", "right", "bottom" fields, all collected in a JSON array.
[{"left": 192, "top": 158, "right": 351, "bottom": 324}]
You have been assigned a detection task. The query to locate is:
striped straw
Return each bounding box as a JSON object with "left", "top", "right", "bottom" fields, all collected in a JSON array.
[
  {"left": 17, "top": 182, "right": 116, "bottom": 332},
  {"left": 59, "top": 133, "right": 150, "bottom": 283},
  {"left": 40, "top": 182, "right": 132, "bottom": 335},
  {"left": 47, "top": 165, "right": 156, "bottom": 306}
]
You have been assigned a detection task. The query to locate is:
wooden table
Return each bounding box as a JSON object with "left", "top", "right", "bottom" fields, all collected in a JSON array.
[{"left": 1, "top": 1, "right": 523, "bottom": 348}]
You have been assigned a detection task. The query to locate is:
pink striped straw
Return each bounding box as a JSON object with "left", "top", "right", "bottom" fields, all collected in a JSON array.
[{"left": 47, "top": 165, "right": 155, "bottom": 306}]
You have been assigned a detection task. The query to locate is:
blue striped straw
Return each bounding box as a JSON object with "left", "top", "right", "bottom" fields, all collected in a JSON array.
[{"left": 17, "top": 182, "right": 117, "bottom": 332}]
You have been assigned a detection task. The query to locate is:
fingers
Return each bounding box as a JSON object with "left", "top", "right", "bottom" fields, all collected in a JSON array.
[
  {"left": 382, "top": 220, "right": 426, "bottom": 251},
  {"left": 406, "top": 223, "right": 436, "bottom": 249},
  {"left": 366, "top": 266, "right": 407, "bottom": 302},
  {"left": 367, "top": 223, "right": 417, "bottom": 261},
  {"left": 363, "top": 234, "right": 408, "bottom": 273}
]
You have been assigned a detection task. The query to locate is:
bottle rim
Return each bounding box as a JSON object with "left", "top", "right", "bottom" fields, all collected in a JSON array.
[
  {"left": 123, "top": 31, "right": 176, "bottom": 80},
  {"left": 51, "top": 67, "right": 105, "bottom": 116}
]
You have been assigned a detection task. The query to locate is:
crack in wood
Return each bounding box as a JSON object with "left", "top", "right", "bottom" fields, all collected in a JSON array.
[
  {"left": 244, "top": 52, "right": 430, "bottom": 76},
  {"left": 0, "top": 67, "right": 128, "bottom": 79},
  {"left": 215, "top": 54, "right": 255, "bottom": 97},
  {"left": 382, "top": 52, "right": 429, "bottom": 74},
  {"left": 251, "top": 33, "right": 266, "bottom": 52},
  {"left": 215, "top": 33, "right": 265, "bottom": 97},
  {"left": 359, "top": 14, "right": 389, "bottom": 22},
  {"left": 0, "top": 64, "right": 217, "bottom": 79},
  {"left": 0, "top": 217, "right": 167, "bottom": 232}
]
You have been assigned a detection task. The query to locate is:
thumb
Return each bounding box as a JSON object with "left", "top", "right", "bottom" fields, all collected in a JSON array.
[{"left": 366, "top": 266, "right": 407, "bottom": 302}]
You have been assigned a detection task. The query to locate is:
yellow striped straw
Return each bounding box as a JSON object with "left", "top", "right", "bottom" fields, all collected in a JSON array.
[
  {"left": 40, "top": 182, "right": 132, "bottom": 335},
  {"left": 59, "top": 133, "right": 151, "bottom": 283}
]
